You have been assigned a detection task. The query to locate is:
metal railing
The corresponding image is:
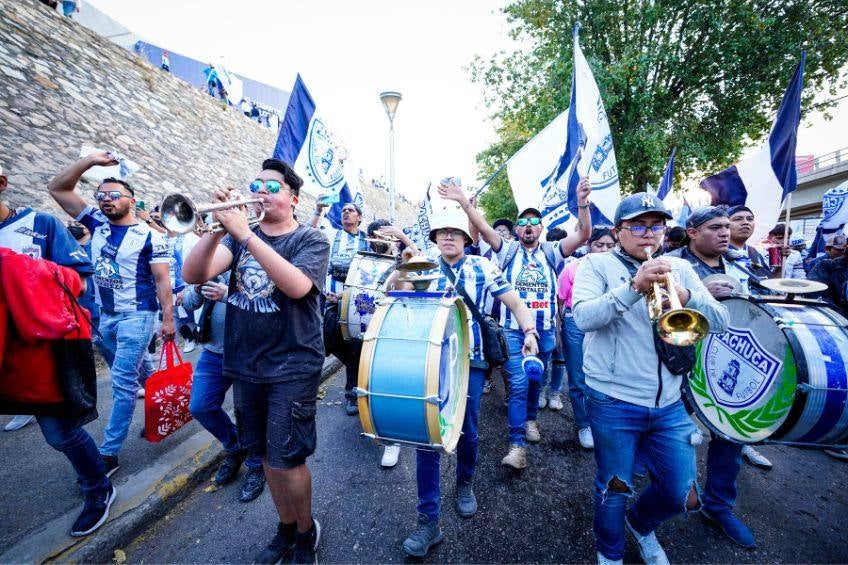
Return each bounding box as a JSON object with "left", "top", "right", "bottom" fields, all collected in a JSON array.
[{"left": 797, "top": 147, "right": 848, "bottom": 180}]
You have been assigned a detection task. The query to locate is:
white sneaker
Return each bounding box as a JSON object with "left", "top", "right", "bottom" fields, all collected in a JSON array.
[
  {"left": 578, "top": 427, "right": 594, "bottom": 449},
  {"left": 538, "top": 390, "right": 548, "bottom": 409},
  {"left": 136, "top": 387, "right": 145, "bottom": 399},
  {"left": 526, "top": 420, "right": 541, "bottom": 443},
  {"left": 625, "top": 516, "right": 670, "bottom": 565},
  {"left": 381, "top": 444, "right": 400, "bottom": 468},
  {"left": 741, "top": 445, "right": 772, "bottom": 469},
  {"left": 4, "top": 415, "right": 34, "bottom": 432},
  {"left": 182, "top": 340, "right": 197, "bottom": 354},
  {"left": 548, "top": 392, "right": 564, "bottom": 411},
  {"left": 500, "top": 444, "right": 527, "bottom": 469},
  {"left": 597, "top": 551, "right": 623, "bottom": 565}
]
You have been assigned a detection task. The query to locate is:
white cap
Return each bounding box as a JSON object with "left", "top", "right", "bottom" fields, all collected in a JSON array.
[{"left": 428, "top": 200, "right": 472, "bottom": 244}]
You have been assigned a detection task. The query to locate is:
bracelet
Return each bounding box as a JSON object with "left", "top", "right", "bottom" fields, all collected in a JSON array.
[
  {"left": 523, "top": 327, "right": 539, "bottom": 337},
  {"left": 578, "top": 202, "right": 590, "bottom": 209},
  {"left": 240, "top": 233, "right": 254, "bottom": 247}
]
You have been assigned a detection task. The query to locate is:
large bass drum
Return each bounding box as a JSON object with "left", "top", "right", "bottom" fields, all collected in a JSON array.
[
  {"left": 355, "top": 291, "right": 469, "bottom": 453},
  {"left": 339, "top": 252, "right": 396, "bottom": 340},
  {"left": 686, "top": 296, "right": 848, "bottom": 447}
]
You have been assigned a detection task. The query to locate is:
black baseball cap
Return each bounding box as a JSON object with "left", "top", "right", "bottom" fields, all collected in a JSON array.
[
  {"left": 517, "top": 207, "right": 543, "bottom": 219},
  {"left": 614, "top": 192, "right": 673, "bottom": 225},
  {"left": 493, "top": 218, "right": 514, "bottom": 232}
]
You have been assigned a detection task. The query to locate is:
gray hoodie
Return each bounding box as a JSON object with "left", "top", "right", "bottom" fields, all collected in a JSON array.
[
  {"left": 572, "top": 250, "right": 728, "bottom": 408},
  {"left": 181, "top": 273, "right": 228, "bottom": 355}
]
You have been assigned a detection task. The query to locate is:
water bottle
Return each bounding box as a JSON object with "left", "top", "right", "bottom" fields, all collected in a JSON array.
[{"left": 522, "top": 355, "right": 544, "bottom": 383}]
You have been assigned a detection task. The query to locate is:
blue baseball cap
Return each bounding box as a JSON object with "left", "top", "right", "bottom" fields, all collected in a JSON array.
[{"left": 614, "top": 192, "right": 673, "bottom": 225}]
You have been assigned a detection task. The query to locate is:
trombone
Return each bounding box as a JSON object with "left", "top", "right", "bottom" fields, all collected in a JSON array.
[
  {"left": 644, "top": 246, "right": 709, "bottom": 346},
  {"left": 160, "top": 192, "right": 264, "bottom": 234}
]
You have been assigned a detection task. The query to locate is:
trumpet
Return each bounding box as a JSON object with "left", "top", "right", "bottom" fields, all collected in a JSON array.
[
  {"left": 643, "top": 246, "right": 709, "bottom": 346},
  {"left": 160, "top": 192, "right": 264, "bottom": 234}
]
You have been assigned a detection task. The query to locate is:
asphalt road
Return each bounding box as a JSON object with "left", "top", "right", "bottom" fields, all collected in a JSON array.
[
  {"left": 0, "top": 346, "right": 205, "bottom": 553},
  {"left": 125, "top": 368, "right": 848, "bottom": 564}
]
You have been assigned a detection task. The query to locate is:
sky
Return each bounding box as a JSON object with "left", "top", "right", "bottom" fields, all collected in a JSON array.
[{"left": 86, "top": 0, "right": 847, "bottom": 208}]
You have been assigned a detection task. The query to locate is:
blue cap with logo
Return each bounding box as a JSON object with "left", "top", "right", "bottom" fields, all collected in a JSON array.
[{"left": 614, "top": 192, "right": 673, "bottom": 225}]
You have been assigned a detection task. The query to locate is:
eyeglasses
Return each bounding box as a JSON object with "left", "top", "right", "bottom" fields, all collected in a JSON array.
[
  {"left": 437, "top": 229, "right": 466, "bottom": 240},
  {"left": 516, "top": 217, "right": 542, "bottom": 227},
  {"left": 95, "top": 190, "right": 130, "bottom": 202},
  {"left": 249, "top": 180, "right": 284, "bottom": 194},
  {"left": 620, "top": 225, "right": 665, "bottom": 237}
]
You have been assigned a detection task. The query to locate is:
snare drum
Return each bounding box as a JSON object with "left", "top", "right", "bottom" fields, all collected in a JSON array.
[
  {"left": 686, "top": 297, "right": 848, "bottom": 447},
  {"left": 355, "top": 291, "right": 470, "bottom": 452},
  {"left": 339, "top": 252, "right": 396, "bottom": 340}
]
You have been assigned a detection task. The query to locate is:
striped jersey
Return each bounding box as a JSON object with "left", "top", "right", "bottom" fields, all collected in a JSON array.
[
  {"left": 423, "top": 250, "right": 512, "bottom": 363},
  {"left": 325, "top": 227, "right": 369, "bottom": 294},
  {"left": 164, "top": 232, "right": 199, "bottom": 292},
  {"left": 0, "top": 207, "right": 92, "bottom": 275},
  {"left": 77, "top": 206, "right": 169, "bottom": 313},
  {"left": 495, "top": 239, "right": 566, "bottom": 331}
]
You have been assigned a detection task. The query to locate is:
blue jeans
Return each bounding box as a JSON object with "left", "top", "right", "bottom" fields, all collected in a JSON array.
[
  {"left": 702, "top": 435, "right": 742, "bottom": 515},
  {"left": 98, "top": 310, "right": 158, "bottom": 457},
  {"left": 502, "top": 328, "right": 556, "bottom": 446},
  {"left": 190, "top": 350, "right": 262, "bottom": 469},
  {"left": 541, "top": 345, "right": 565, "bottom": 394},
  {"left": 416, "top": 367, "right": 485, "bottom": 521},
  {"left": 37, "top": 415, "right": 109, "bottom": 494},
  {"left": 562, "top": 310, "right": 590, "bottom": 429},
  {"left": 586, "top": 387, "right": 700, "bottom": 561}
]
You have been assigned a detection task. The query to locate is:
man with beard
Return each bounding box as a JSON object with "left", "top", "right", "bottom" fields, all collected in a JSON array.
[
  {"left": 667, "top": 206, "right": 771, "bottom": 549},
  {"left": 49, "top": 152, "right": 174, "bottom": 477},
  {"left": 309, "top": 200, "right": 368, "bottom": 417},
  {"left": 183, "top": 159, "right": 329, "bottom": 564},
  {"left": 1, "top": 165, "right": 115, "bottom": 536},
  {"left": 440, "top": 177, "right": 591, "bottom": 468}
]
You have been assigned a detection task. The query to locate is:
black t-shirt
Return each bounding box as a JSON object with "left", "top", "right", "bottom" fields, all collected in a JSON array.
[{"left": 221, "top": 224, "right": 330, "bottom": 383}]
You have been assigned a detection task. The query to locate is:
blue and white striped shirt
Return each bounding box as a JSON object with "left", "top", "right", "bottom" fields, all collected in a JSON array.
[
  {"left": 77, "top": 206, "right": 169, "bottom": 313},
  {"left": 424, "top": 251, "right": 512, "bottom": 363},
  {"left": 495, "top": 240, "right": 565, "bottom": 331},
  {"left": 0, "top": 207, "right": 92, "bottom": 275},
  {"left": 326, "top": 228, "right": 369, "bottom": 294}
]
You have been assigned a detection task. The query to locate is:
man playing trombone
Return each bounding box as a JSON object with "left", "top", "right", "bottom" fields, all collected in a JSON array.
[
  {"left": 572, "top": 193, "right": 728, "bottom": 565},
  {"left": 183, "top": 158, "right": 330, "bottom": 564}
]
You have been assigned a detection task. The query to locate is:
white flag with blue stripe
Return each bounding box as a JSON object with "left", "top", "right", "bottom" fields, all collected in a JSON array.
[
  {"left": 701, "top": 53, "right": 805, "bottom": 243},
  {"left": 506, "top": 24, "right": 620, "bottom": 230},
  {"left": 274, "top": 74, "right": 363, "bottom": 231}
]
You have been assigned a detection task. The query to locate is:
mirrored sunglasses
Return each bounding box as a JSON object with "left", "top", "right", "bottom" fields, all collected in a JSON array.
[
  {"left": 249, "top": 180, "right": 283, "bottom": 194},
  {"left": 516, "top": 217, "right": 542, "bottom": 227},
  {"left": 95, "top": 190, "right": 129, "bottom": 202}
]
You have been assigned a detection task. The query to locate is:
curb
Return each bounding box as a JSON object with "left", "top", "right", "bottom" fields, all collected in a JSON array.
[{"left": 0, "top": 357, "right": 343, "bottom": 564}]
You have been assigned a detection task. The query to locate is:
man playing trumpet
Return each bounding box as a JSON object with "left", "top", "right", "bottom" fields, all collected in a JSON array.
[
  {"left": 572, "top": 193, "right": 728, "bottom": 565},
  {"left": 183, "top": 158, "right": 330, "bottom": 564}
]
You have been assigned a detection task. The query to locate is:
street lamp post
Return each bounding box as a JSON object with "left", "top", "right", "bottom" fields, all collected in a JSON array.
[{"left": 380, "top": 91, "right": 402, "bottom": 223}]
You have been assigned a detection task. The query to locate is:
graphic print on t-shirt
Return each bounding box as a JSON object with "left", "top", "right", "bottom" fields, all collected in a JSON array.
[
  {"left": 228, "top": 250, "right": 279, "bottom": 313},
  {"left": 94, "top": 244, "right": 123, "bottom": 289},
  {"left": 514, "top": 261, "right": 549, "bottom": 295}
]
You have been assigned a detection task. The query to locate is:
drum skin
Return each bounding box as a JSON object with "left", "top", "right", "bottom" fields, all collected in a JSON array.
[
  {"left": 339, "top": 252, "right": 395, "bottom": 340},
  {"left": 357, "top": 292, "right": 470, "bottom": 452},
  {"left": 688, "top": 297, "right": 848, "bottom": 446}
]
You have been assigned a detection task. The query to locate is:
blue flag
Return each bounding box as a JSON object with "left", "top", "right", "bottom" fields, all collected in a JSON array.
[
  {"left": 700, "top": 52, "right": 805, "bottom": 242},
  {"left": 274, "top": 74, "right": 363, "bottom": 231},
  {"left": 656, "top": 147, "right": 676, "bottom": 201}
]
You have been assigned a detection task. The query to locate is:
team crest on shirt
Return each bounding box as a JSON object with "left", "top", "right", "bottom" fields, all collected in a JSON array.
[
  {"left": 228, "top": 251, "right": 279, "bottom": 313},
  {"left": 514, "top": 264, "right": 548, "bottom": 295},
  {"left": 94, "top": 255, "right": 122, "bottom": 289}
]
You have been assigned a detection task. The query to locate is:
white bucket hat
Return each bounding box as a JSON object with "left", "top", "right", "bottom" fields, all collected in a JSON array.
[{"left": 428, "top": 202, "right": 472, "bottom": 245}]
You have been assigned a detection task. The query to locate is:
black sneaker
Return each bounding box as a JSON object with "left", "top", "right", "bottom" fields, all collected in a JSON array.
[
  {"left": 101, "top": 455, "right": 119, "bottom": 478},
  {"left": 252, "top": 521, "right": 297, "bottom": 564},
  {"left": 239, "top": 467, "right": 266, "bottom": 502},
  {"left": 292, "top": 518, "right": 321, "bottom": 565},
  {"left": 344, "top": 397, "right": 359, "bottom": 416},
  {"left": 215, "top": 449, "right": 247, "bottom": 486},
  {"left": 70, "top": 483, "right": 117, "bottom": 537}
]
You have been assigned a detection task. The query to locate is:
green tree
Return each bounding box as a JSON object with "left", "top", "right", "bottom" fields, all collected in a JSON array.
[{"left": 471, "top": 0, "right": 848, "bottom": 220}]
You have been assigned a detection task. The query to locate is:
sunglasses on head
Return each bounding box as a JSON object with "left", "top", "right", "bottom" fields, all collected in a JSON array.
[
  {"left": 516, "top": 217, "right": 542, "bottom": 227},
  {"left": 95, "top": 190, "right": 129, "bottom": 202},
  {"left": 621, "top": 225, "right": 665, "bottom": 237},
  {"left": 249, "top": 180, "right": 284, "bottom": 194}
]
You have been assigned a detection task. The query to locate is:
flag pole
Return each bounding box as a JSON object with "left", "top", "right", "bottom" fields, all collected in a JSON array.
[
  {"left": 473, "top": 160, "right": 509, "bottom": 198},
  {"left": 781, "top": 193, "right": 793, "bottom": 278}
]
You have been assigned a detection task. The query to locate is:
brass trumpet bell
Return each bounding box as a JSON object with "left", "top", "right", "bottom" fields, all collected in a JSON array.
[{"left": 160, "top": 192, "right": 264, "bottom": 234}]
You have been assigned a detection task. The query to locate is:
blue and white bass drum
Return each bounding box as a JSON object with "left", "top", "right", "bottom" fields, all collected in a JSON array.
[
  {"left": 355, "top": 291, "right": 470, "bottom": 453},
  {"left": 686, "top": 296, "right": 848, "bottom": 447}
]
